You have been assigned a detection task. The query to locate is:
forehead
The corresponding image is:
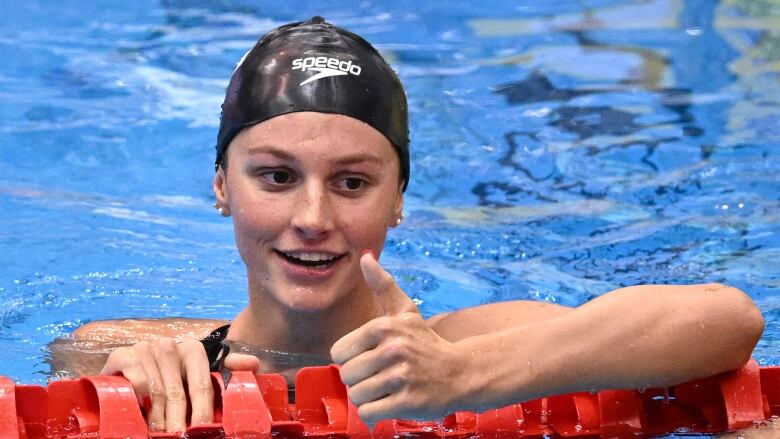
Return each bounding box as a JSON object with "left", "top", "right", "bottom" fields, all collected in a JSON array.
[{"left": 230, "top": 112, "right": 399, "bottom": 164}]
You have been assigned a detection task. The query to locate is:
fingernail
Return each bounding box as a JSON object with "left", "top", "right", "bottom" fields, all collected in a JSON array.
[{"left": 362, "top": 249, "right": 376, "bottom": 259}]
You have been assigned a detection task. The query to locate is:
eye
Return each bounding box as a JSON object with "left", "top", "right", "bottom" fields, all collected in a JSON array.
[
  {"left": 335, "top": 177, "right": 367, "bottom": 191},
  {"left": 261, "top": 170, "right": 296, "bottom": 186}
]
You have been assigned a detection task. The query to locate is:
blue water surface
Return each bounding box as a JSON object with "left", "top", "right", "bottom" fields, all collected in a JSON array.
[{"left": 1, "top": 0, "right": 779, "bottom": 437}]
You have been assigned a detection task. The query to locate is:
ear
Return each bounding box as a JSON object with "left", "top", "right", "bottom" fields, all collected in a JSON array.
[
  {"left": 389, "top": 182, "right": 404, "bottom": 228},
  {"left": 213, "top": 167, "right": 231, "bottom": 217}
]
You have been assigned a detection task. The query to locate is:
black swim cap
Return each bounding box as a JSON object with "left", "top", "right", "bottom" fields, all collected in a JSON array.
[{"left": 216, "top": 16, "right": 409, "bottom": 191}]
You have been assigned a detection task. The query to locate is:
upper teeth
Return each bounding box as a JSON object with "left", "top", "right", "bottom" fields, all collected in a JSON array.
[{"left": 285, "top": 252, "right": 337, "bottom": 262}]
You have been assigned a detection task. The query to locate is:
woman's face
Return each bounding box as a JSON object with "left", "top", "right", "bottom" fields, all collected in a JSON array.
[{"left": 214, "top": 112, "right": 404, "bottom": 314}]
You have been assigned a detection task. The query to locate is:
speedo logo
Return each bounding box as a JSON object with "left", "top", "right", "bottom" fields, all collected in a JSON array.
[{"left": 291, "top": 56, "right": 362, "bottom": 86}]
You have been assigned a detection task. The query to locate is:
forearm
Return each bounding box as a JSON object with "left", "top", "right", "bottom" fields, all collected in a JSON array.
[
  {"left": 453, "top": 283, "right": 764, "bottom": 413},
  {"left": 47, "top": 337, "right": 116, "bottom": 378}
]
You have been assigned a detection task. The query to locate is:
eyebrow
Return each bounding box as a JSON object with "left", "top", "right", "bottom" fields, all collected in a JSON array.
[
  {"left": 247, "top": 146, "right": 296, "bottom": 161},
  {"left": 247, "top": 145, "right": 385, "bottom": 165}
]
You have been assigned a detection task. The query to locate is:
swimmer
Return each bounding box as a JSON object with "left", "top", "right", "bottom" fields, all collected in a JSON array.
[{"left": 56, "top": 17, "right": 764, "bottom": 433}]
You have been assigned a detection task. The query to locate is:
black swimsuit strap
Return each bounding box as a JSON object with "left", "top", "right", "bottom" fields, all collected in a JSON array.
[
  {"left": 200, "top": 324, "right": 231, "bottom": 372},
  {"left": 199, "top": 323, "right": 297, "bottom": 402}
]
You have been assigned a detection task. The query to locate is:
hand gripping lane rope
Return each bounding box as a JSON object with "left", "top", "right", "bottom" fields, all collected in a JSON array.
[{"left": 1, "top": 359, "right": 779, "bottom": 438}]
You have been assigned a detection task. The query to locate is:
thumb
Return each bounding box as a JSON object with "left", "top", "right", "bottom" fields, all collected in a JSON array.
[
  {"left": 223, "top": 352, "right": 261, "bottom": 372},
  {"left": 361, "top": 251, "right": 418, "bottom": 316}
]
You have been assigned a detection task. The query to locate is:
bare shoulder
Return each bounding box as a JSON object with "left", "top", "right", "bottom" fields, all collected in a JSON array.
[
  {"left": 72, "top": 317, "right": 230, "bottom": 344},
  {"left": 428, "top": 301, "right": 573, "bottom": 342}
]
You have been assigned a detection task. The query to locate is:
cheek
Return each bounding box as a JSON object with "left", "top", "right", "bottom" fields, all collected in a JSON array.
[
  {"left": 340, "top": 208, "right": 390, "bottom": 250},
  {"left": 230, "top": 197, "right": 288, "bottom": 259}
]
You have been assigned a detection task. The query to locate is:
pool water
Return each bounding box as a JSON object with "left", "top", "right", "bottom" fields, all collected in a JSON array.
[{"left": 1, "top": 0, "right": 779, "bottom": 436}]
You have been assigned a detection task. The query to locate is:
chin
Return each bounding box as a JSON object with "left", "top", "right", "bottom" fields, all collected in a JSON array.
[{"left": 276, "top": 286, "right": 343, "bottom": 314}]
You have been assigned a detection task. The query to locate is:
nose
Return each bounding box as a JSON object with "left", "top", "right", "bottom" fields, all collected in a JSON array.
[{"left": 291, "top": 182, "right": 335, "bottom": 240}]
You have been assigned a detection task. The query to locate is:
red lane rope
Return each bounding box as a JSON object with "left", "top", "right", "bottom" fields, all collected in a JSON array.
[{"left": 3, "top": 359, "right": 778, "bottom": 438}]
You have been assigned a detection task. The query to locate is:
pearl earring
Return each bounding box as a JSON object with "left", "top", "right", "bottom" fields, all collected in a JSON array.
[{"left": 396, "top": 212, "right": 405, "bottom": 226}]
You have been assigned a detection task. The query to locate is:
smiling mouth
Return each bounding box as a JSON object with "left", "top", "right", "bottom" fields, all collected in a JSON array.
[{"left": 275, "top": 250, "right": 345, "bottom": 269}]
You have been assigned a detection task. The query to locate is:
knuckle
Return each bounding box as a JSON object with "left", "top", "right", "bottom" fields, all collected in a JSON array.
[
  {"left": 149, "top": 382, "right": 166, "bottom": 400},
  {"left": 152, "top": 337, "right": 177, "bottom": 352},
  {"left": 389, "top": 372, "right": 409, "bottom": 389},
  {"left": 346, "top": 387, "right": 363, "bottom": 405},
  {"left": 357, "top": 405, "right": 375, "bottom": 423},
  {"left": 130, "top": 341, "right": 152, "bottom": 357},
  {"left": 106, "top": 347, "right": 144, "bottom": 373},
  {"left": 398, "top": 312, "right": 418, "bottom": 323},
  {"left": 396, "top": 362, "right": 412, "bottom": 380},
  {"left": 124, "top": 355, "right": 144, "bottom": 371},
  {"left": 387, "top": 366, "right": 410, "bottom": 389},
  {"left": 181, "top": 344, "right": 208, "bottom": 362},
  {"left": 180, "top": 338, "right": 202, "bottom": 350},
  {"left": 339, "top": 367, "right": 356, "bottom": 387},
  {"left": 383, "top": 340, "right": 410, "bottom": 361},
  {"left": 373, "top": 317, "right": 395, "bottom": 336},
  {"left": 395, "top": 388, "right": 418, "bottom": 410},
  {"left": 191, "top": 377, "right": 214, "bottom": 395},
  {"left": 379, "top": 273, "right": 395, "bottom": 291},
  {"left": 108, "top": 346, "right": 131, "bottom": 360},
  {"left": 165, "top": 386, "right": 186, "bottom": 403}
]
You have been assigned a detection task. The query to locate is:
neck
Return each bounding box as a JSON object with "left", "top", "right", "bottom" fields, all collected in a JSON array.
[{"left": 228, "top": 281, "right": 383, "bottom": 357}]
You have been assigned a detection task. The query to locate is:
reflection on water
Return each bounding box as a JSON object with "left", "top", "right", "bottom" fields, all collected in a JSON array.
[{"left": 0, "top": 3, "right": 778, "bottom": 433}]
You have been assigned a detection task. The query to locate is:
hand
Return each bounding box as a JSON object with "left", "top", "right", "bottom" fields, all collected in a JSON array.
[
  {"left": 101, "top": 338, "right": 213, "bottom": 433},
  {"left": 330, "top": 253, "right": 468, "bottom": 424}
]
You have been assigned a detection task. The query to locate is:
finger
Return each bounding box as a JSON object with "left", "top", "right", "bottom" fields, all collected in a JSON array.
[
  {"left": 100, "top": 346, "right": 151, "bottom": 408},
  {"left": 360, "top": 252, "right": 418, "bottom": 316},
  {"left": 223, "top": 352, "right": 261, "bottom": 372},
  {"left": 133, "top": 345, "right": 169, "bottom": 431},
  {"left": 135, "top": 343, "right": 168, "bottom": 431},
  {"left": 346, "top": 362, "right": 408, "bottom": 407},
  {"left": 339, "top": 340, "right": 401, "bottom": 387},
  {"left": 150, "top": 338, "right": 187, "bottom": 433},
  {"left": 177, "top": 340, "right": 214, "bottom": 426},
  {"left": 356, "top": 393, "right": 405, "bottom": 425},
  {"left": 331, "top": 317, "right": 389, "bottom": 365}
]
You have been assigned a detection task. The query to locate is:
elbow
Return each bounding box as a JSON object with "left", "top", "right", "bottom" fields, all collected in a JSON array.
[
  {"left": 72, "top": 321, "right": 101, "bottom": 340},
  {"left": 710, "top": 284, "right": 764, "bottom": 369}
]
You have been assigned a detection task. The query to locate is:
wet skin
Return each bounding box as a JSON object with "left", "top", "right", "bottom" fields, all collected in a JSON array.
[
  {"left": 79, "top": 113, "right": 763, "bottom": 433},
  {"left": 216, "top": 112, "right": 403, "bottom": 320}
]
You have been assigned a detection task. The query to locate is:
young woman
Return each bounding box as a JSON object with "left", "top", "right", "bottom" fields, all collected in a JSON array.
[{"left": 64, "top": 17, "right": 764, "bottom": 433}]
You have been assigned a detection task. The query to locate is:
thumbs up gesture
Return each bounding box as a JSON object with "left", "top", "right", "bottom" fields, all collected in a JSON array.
[{"left": 330, "top": 252, "right": 470, "bottom": 423}]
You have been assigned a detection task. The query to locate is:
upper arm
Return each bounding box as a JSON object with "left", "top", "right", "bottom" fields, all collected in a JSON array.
[
  {"left": 72, "top": 317, "right": 230, "bottom": 343},
  {"left": 428, "top": 301, "right": 573, "bottom": 342}
]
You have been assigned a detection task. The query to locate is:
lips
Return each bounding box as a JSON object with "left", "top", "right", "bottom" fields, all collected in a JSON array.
[
  {"left": 274, "top": 249, "right": 346, "bottom": 281},
  {"left": 277, "top": 250, "right": 344, "bottom": 267}
]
